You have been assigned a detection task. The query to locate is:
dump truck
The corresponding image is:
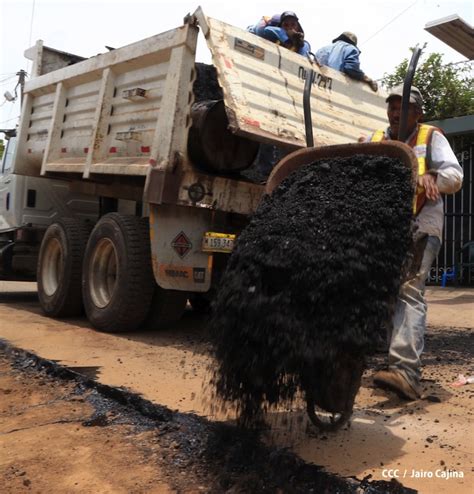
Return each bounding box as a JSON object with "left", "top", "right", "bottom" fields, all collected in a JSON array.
[{"left": 0, "top": 8, "right": 393, "bottom": 333}]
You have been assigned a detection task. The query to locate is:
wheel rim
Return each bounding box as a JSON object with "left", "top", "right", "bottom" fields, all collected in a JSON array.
[
  {"left": 306, "top": 395, "right": 351, "bottom": 431},
  {"left": 42, "top": 237, "right": 63, "bottom": 296},
  {"left": 89, "top": 238, "right": 118, "bottom": 308}
]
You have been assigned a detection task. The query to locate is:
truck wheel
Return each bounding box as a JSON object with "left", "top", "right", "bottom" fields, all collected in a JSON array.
[
  {"left": 142, "top": 286, "right": 188, "bottom": 329},
  {"left": 37, "top": 218, "right": 91, "bottom": 317},
  {"left": 82, "top": 213, "right": 154, "bottom": 332}
]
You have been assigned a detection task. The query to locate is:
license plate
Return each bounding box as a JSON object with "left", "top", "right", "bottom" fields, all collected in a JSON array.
[{"left": 202, "top": 232, "right": 236, "bottom": 253}]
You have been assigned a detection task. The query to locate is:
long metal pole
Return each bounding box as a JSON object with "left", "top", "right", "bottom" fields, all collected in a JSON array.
[
  {"left": 398, "top": 47, "right": 421, "bottom": 142},
  {"left": 303, "top": 69, "right": 315, "bottom": 148}
]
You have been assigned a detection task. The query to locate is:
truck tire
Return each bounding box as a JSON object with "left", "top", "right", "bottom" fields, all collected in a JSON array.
[
  {"left": 142, "top": 286, "right": 188, "bottom": 329},
  {"left": 188, "top": 100, "right": 259, "bottom": 174},
  {"left": 37, "top": 218, "right": 91, "bottom": 317},
  {"left": 82, "top": 213, "right": 155, "bottom": 332}
]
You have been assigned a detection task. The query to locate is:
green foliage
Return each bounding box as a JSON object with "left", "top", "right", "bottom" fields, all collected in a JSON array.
[
  {"left": 0, "top": 139, "right": 4, "bottom": 160},
  {"left": 382, "top": 47, "right": 474, "bottom": 121}
]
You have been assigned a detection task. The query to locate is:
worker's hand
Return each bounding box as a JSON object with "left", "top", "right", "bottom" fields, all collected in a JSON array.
[
  {"left": 361, "top": 75, "right": 378, "bottom": 92},
  {"left": 418, "top": 173, "right": 440, "bottom": 201},
  {"left": 287, "top": 29, "right": 302, "bottom": 38},
  {"left": 365, "top": 78, "right": 378, "bottom": 92},
  {"left": 288, "top": 31, "right": 304, "bottom": 50}
]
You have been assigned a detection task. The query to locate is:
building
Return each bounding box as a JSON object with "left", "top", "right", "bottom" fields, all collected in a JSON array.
[
  {"left": 425, "top": 15, "right": 473, "bottom": 285},
  {"left": 428, "top": 115, "right": 473, "bottom": 285}
]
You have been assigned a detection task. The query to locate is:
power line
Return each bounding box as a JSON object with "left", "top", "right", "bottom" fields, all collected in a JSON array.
[
  {"left": 0, "top": 75, "right": 16, "bottom": 85},
  {"left": 0, "top": 116, "right": 20, "bottom": 125},
  {"left": 28, "top": 0, "right": 36, "bottom": 47},
  {"left": 361, "top": 0, "right": 420, "bottom": 46},
  {"left": 26, "top": 0, "right": 37, "bottom": 74}
]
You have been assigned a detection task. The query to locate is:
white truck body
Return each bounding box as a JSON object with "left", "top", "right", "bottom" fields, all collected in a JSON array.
[
  {"left": 0, "top": 136, "right": 97, "bottom": 233},
  {"left": 4, "top": 9, "right": 388, "bottom": 321}
]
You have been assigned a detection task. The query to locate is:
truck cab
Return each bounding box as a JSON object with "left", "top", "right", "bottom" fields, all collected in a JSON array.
[
  {"left": 0, "top": 130, "right": 18, "bottom": 232},
  {"left": 0, "top": 130, "right": 98, "bottom": 280}
]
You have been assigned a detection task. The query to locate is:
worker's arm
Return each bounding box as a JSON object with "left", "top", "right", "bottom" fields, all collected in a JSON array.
[
  {"left": 427, "top": 131, "right": 463, "bottom": 195},
  {"left": 262, "top": 27, "right": 311, "bottom": 57},
  {"left": 341, "top": 45, "right": 364, "bottom": 79},
  {"left": 248, "top": 17, "right": 269, "bottom": 37},
  {"left": 261, "top": 26, "right": 289, "bottom": 44},
  {"left": 341, "top": 46, "right": 378, "bottom": 92},
  {"left": 314, "top": 46, "right": 330, "bottom": 66},
  {"left": 297, "top": 40, "right": 312, "bottom": 56}
]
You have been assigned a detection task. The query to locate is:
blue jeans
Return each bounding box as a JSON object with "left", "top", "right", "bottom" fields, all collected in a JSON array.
[{"left": 388, "top": 236, "right": 441, "bottom": 393}]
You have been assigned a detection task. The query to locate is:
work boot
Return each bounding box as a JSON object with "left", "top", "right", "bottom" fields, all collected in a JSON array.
[{"left": 373, "top": 369, "right": 420, "bottom": 401}]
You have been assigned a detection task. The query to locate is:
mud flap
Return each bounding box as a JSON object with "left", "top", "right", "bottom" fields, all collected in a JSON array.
[{"left": 149, "top": 203, "right": 213, "bottom": 292}]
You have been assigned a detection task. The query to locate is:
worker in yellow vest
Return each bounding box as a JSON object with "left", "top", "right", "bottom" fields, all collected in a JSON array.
[{"left": 370, "top": 85, "right": 463, "bottom": 400}]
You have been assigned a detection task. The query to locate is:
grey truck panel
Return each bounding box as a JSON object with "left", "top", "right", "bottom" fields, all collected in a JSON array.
[{"left": 13, "top": 24, "right": 198, "bottom": 180}]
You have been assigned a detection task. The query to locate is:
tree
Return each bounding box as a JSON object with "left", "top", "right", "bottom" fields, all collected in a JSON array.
[
  {"left": 0, "top": 139, "right": 4, "bottom": 160},
  {"left": 382, "top": 48, "right": 474, "bottom": 122}
]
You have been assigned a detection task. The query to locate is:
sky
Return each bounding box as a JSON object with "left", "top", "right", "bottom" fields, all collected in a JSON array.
[{"left": 0, "top": 0, "right": 472, "bottom": 128}]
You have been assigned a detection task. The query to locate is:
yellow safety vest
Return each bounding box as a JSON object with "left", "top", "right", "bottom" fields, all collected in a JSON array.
[{"left": 370, "top": 124, "right": 439, "bottom": 215}]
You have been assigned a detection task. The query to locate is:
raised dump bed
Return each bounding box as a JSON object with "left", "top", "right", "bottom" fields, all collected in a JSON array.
[{"left": 14, "top": 8, "right": 387, "bottom": 189}]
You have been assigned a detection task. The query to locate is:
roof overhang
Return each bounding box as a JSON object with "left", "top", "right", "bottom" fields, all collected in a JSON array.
[
  {"left": 427, "top": 115, "right": 474, "bottom": 136},
  {"left": 425, "top": 15, "right": 474, "bottom": 59}
]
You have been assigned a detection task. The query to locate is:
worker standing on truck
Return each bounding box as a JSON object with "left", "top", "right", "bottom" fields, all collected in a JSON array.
[
  {"left": 247, "top": 11, "right": 311, "bottom": 56},
  {"left": 370, "top": 85, "right": 463, "bottom": 400},
  {"left": 315, "top": 32, "right": 378, "bottom": 91}
]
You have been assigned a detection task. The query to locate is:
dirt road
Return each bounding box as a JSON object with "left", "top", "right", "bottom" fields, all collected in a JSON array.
[
  {"left": 0, "top": 354, "right": 174, "bottom": 493},
  {"left": 0, "top": 281, "right": 472, "bottom": 493}
]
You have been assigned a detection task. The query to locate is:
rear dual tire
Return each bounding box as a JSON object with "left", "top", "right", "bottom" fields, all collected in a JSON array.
[
  {"left": 37, "top": 218, "right": 90, "bottom": 317},
  {"left": 38, "top": 213, "right": 188, "bottom": 332},
  {"left": 82, "top": 213, "right": 155, "bottom": 333}
]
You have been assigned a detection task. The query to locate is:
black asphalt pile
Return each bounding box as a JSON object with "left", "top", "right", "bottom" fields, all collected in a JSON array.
[
  {"left": 193, "top": 63, "right": 223, "bottom": 102},
  {"left": 210, "top": 154, "right": 414, "bottom": 422}
]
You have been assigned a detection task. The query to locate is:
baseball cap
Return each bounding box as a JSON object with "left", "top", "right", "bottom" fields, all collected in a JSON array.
[
  {"left": 386, "top": 84, "right": 424, "bottom": 107},
  {"left": 280, "top": 11, "right": 299, "bottom": 23},
  {"left": 333, "top": 32, "right": 358, "bottom": 46}
]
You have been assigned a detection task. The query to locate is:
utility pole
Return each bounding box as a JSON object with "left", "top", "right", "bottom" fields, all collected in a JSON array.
[{"left": 16, "top": 70, "right": 27, "bottom": 107}]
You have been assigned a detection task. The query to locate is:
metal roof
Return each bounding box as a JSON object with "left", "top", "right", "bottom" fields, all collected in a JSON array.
[
  {"left": 428, "top": 115, "right": 474, "bottom": 136},
  {"left": 425, "top": 15, "right": 474, "bottom": 59}
]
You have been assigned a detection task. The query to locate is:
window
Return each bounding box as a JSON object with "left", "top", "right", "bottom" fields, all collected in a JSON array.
[{"left": 1, "top": 137, "right": 17, "bottom": 175}]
